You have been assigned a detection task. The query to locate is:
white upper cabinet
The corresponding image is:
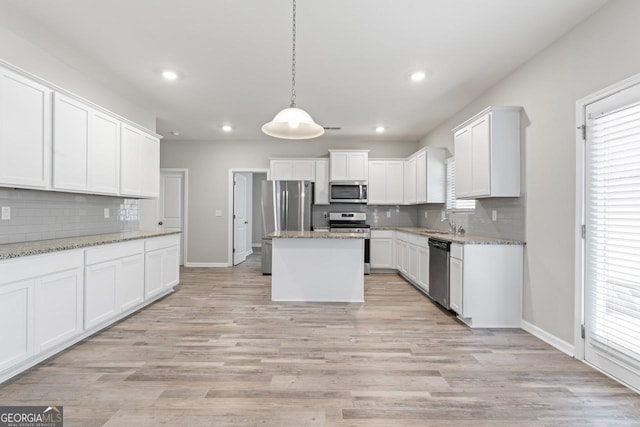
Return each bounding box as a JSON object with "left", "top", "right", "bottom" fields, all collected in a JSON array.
[
  {"left": 53, "top": 93, "right": 90, "bottom": 192},
  {"left": 121, "top": 124, "right": 159, "bottom": 198},
  {"left": 0, "top": 66, "right": 52, "bottom": 190},
  {"left": 368, "top": 160, "right": 404, "bottom": 205},
  {"left": 329, "top": 150, "right": 369, "bottom": 181},
  {"left": 415, "top": 148, "right": 446, "bottom": 204},
  {"left": 403, "top": 156, "right": 417, "bottom": 204},
  {"left": 270, "top": 159, "right": 315, "bottom": 181},
  {"left": 314, "top": 159, "right": 329, "bottom": 205},
  {"left": 453, "top": 106, "right": 522, "bottom": 199},
  {"left": 89, "top": 111, "right": 120, "bottom": 195}
]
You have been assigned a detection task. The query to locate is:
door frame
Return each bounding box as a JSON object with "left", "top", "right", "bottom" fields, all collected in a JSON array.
[
  {"left": 159, "top": 168, "right": 189, "bottom": 266},
  {"left": 574, "top": 72, "right": 640, "bottom": 360},
  {"left": 227, "top": 168, "right": 270, "bottom": 266}
]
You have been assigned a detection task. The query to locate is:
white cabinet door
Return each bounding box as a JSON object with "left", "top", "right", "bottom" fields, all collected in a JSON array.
[
  {"left": 0, "top": 280, "right": 34, "bottom": 372},
  {"left": 141, "top": 133, "right": 160, "bottom": 198},
  {"left": 395, "top": 238, "right": 403, "bottom": 271},
  {"left": 117, "top": 254, "right": 144, "bottom": 311},
  {"left": 85, "top": 261, "right": 118, "bottom": 329},
  {"left": 314, "top": 159, "right": 329, "bottom": 205},
  {"left": 145, "top": 249, "right": 164, "bottom": 299},
  {"left": 120, "top": 124, "right": 143, "bottom": 196},
  {"left": 292, "top": 160, "right": 315, "bottom": 181},
  {"left": 270, "top": 160, "right": 293, "bottom": 180},
  {"left": 454, "top": 128, "right": 473, "bottom": 198},
  {"left": 449, "top": 255, "right": 463, "bottom": 315},
  {"left": 370, "top": 234, "right": 394, "bottom": 269},
  {"left": 329, "top": 151, "right": 349, "bottom": 181},
  {"left": 90, "top": 111, "right": 120, "bottom": 195},
  {"left": 386, "top": 161, "right": 404, "bottom": 204},
  {"left": 34, "top": 268, "right": 83, "bottom": 352},
  {"left": 0, "top": 67, "right": 52, "bottom": 189},
  {"left": 407, "top": 243, "right": 419, "bottom": 282},
  {"left": 416, "top": 152, "right": 427, "bottom": 203},
  {"left": 53, "top": 93, "right": 90, "bottom": 192},
  {"left": 417, "top": 245, "right": 429, "bottom": 293},
  {"left": 470, "top": 115, "right": 491, "bottom": 196},
  {"left": 348, "top": 152, "right": 368, "bottom": 181},
  {"left": 404, "top": 157, "right": 417, "bottom": 204},
  {"left": 163, "top": 245, "right": 180, "bottom": 289},
  {"left": 367, "top": 161, "right": 387, "bottom": 204}
]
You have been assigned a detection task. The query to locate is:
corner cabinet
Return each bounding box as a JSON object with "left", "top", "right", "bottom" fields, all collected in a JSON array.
[
  {"left": 368, "top": 160, "right": 404, "bottom": 205},
  {"left": 0, "top": 66, "right": 52, "bottom": 190},
  {"left": 415, "top": 148, "right": 446, "bottom": 204},
  {"left": 453, "top": 106, "right": 522, "bottom": 199},
  {"left": 329, "top": 150, "right": 369, "bottom": 181}
]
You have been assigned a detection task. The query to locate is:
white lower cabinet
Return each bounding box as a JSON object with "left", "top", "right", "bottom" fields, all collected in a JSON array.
[
  {"left": 394, "top": 232, "right": 429, "bottom": 294},
  {"left": 0, "top": 234, "right": 180, "bottom": 383},
  {"left": 145, "top": 234, "right": 181, "bottom": 299},
  {"left": 449, "top": 244, "right": 463, "bottom": 315},
  {"left": 417, "top": 244, "right": 429, "bottom": 293},
  {"left": 370, "top": 230, "right": 394, "bottom": 269}
]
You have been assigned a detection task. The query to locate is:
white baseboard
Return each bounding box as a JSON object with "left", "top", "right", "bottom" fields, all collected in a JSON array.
[
  {"left": 521, "top": 320, "right": 575, "bottom": 357},
  {"left": 184, "top": 262, "right": 230, "bottom": 268}
]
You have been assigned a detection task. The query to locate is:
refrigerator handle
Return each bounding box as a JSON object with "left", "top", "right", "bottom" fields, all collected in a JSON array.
[{"left": 284, "top": 190, "right": 289, "bottom": 229}]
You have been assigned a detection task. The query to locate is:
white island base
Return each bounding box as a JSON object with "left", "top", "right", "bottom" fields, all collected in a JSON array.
[{"left": 271, "top": 234, "right": 364, "bottom": 302}]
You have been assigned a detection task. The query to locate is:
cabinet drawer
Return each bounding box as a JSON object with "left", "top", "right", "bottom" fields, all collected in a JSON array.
[
  {"left": 0, "top": 250, "right": 83, "bottom": 285},
  {"left": 145, "top": 234, "right": 180, "bottom": 252},
  {"left": 451, "top": 243, "right": 464, "bottom": 260},
  {"left": 371, "top": 230, "right": 393, "bottom": 239},
  {"left": 85, "top": 241, "right": 144, "bottom": 265}
]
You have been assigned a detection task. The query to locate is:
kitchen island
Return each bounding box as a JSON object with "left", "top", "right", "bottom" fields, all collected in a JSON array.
[{"left": 270, "top": 230, "right": 366, "bottom": 302}]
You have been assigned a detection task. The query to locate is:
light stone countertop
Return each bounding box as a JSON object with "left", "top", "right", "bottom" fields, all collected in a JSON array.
[
  {"left": 372, "top": 226, "right": 525, "bottom": 245},
  {"left": 0, "top": 230, "right": 182, "bottom": 260},
  {"left": 270, "top": 230, "right": 367, "bottom": 239}
]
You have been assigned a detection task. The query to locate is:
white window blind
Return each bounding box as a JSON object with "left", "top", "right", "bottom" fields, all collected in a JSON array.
[
  {"left": 586, "top": 101, "right": 640, "bottom": 360},
  {"left": 446, "top": 158, "right": 475, "bottom": 211}
]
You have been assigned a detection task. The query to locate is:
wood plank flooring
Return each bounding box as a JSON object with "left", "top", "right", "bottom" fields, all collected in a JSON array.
[{"left": 1, "top": 254, "right": 639, "bottom": 426}]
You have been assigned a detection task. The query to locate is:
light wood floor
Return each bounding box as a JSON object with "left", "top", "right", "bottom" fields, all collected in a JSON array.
[{"left": 1, "top": 254, "right": 639, "bottom": 426}]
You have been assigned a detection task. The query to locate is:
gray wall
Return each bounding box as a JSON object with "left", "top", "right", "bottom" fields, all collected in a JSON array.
[
  {"left": 417, "top": 0, "right": 640, "bottom": 345},
  {"left": 0, "top": 189, "right": 139, "bottom": 244},
  {"left": 160, "top": 139, "right": 417, "bottom": 263}
]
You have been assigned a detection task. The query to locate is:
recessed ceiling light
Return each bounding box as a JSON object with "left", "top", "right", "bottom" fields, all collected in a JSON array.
[
  {"left": 375, "top": 126, "right": 385, "bottom": 133},
  {"left": 170, "top": 131, "right": 180, "bottom": 136},
  {"left": 162, "top": 70, "right": 178, "bottom": 81},
  {"left": 222, "top": 125, "right": 233, "bottom": 133},
  {"left": 410, "top": 71, "right": 426, "bottom": 82}
]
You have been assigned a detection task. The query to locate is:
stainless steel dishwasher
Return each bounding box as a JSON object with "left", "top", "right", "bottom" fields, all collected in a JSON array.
[{"left": 428, "top": 238, "right": 451, "bottom": 309}]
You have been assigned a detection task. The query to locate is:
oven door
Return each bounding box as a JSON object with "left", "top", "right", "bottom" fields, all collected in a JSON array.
[{"left": 329, "top": 182, "right": 367, "bottom": 203}]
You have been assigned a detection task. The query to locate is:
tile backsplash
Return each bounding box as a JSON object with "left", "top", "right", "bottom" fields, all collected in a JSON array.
[
  {"left": 0, "top": 188, "right": 139, "bottom": 244},
  {"left": 313, "top": 204, "right": 418, "bottom": 228}
]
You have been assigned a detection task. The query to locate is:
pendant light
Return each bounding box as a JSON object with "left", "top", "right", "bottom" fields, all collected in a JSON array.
[{"left": 262, "top": 0, "right": 324, "bottom": 140}]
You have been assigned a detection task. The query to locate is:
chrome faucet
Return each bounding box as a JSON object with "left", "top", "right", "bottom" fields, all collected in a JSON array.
[{"left": 441, "top": 217, "right": 456, "bottom": 233}]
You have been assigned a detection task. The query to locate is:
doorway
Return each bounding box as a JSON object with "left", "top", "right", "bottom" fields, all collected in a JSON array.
[
  {"left": 157, "top": 168, "right": 188, "bottom": 265},
  {"left": 229, "top": 169, "right": 269, "bottom": 266},
  {"left": 577, "top": 74, "right": 640, "bottom": 391}
]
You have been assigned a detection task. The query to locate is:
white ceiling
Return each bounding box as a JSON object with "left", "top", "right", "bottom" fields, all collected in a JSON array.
[{"left": 0, "top": 0, "right": 607, "bottom": 142}]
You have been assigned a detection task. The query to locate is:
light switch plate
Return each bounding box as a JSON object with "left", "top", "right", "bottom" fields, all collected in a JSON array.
[
  {"left": 104, "top": 208, "right": 110, "bottom": 218},
  {"left": 492, "top": 210, "right": 497, "bottom": 221},
  {"left": 441, "top": 211, "right": 446, "bottom": 220},
  {"left": 215, "top": 210, "right": 222, "bottom": 217},
  {"left": 386, "top": 211, "right": 391, "bottom": 218},
  {"left": 424, "top": 211, "right": 428, "bottom": 219},
  {"left": 1, "top": 206, "right": 10, "bottom": 220}
]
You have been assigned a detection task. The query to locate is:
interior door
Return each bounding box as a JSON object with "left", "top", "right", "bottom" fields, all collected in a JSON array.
[
  {"left": 584, "top": 82, "right": 640, "bottom": 390},
  {"left": 233, "top": 173, "right": 248, "bottom": 265},
  {"left": 159, "top": 170, "right": 185, "bottom": 265}
]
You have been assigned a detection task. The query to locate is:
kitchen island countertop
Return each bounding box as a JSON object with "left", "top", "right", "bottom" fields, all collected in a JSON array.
[{"left": 270, "top": 230, "right": 366, "bottom": 239}]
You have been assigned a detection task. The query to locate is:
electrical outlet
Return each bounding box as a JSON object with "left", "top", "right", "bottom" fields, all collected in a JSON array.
[
  {"left": 104, "top": 208, "right": 110, "bottom": 218},
  {"left": 386, "top": 211, "right": 391, "bottom": 218},
  {"left": 215, "top": 210, "right": 222, "bottom": 217},
  {"left": 492, "top": 210, "right": 497, "bottom": 221},
  {"left": 441, "top": 211, "right": 446, "bottom": 220},
  {"left": 1, "top": 206, "right": 10, "bottom": 220},
  {"left": 424, "top": 211, "right": 428, "bottom": 219}
]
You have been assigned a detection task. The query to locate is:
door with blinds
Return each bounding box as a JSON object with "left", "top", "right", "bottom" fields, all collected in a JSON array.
[{"left": 584, "top": 82, "right": 640, "bottom": 390}]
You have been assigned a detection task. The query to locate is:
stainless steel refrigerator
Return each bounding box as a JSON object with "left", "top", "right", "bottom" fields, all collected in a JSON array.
[{"left": 261, "top": 180, "right": 314, "bottom": 274}]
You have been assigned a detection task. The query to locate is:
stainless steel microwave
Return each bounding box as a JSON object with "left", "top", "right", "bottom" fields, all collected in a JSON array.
[{"left": 329, "top": 181, "right": 368, "bottom": 203}]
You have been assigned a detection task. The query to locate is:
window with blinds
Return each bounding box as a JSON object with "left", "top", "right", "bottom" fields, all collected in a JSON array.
[
  {"left": 586, "top": 101, "right": 640, "bottom": 365},
  {"left": 446, "top": 158, "right": 476, "bottom": 211}
]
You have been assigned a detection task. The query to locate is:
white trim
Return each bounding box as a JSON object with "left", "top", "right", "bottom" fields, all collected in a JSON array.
[
  {"left": 522, "top": 320, "right": 575, "bottom": 357},
  {"left": 228, "top": 168, "right": 270, "bottom": 266},
  {"left": 160, "top": 168, "right": 189, "bottom": 266},
  {"left": 184, "top": 262, "right": 230, "bottom": 268},
  {"left": 574, "top": 73, "right": 640, "bottom": 361}
]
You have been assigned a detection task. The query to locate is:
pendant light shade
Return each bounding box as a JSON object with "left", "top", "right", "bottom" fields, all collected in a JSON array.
[
  {"left": 262, "top": 0, "right": 324, "bottom": 140},
  {"left": 262, "top": 107, "right": 324, "bottom": 139}
]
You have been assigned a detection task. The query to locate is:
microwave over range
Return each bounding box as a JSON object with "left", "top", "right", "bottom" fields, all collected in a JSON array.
[{"left": 329, "top": 181, "right": 368, "bottom": 204}]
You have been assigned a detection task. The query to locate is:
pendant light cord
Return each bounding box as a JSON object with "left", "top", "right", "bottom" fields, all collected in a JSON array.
[{"left": 290, "top": 0, "right": 297, "bottom": 108}]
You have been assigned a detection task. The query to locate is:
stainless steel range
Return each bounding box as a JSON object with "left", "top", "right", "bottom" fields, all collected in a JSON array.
[{"left": 328, "top": 212, "right": 370, "bottom": 274}]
